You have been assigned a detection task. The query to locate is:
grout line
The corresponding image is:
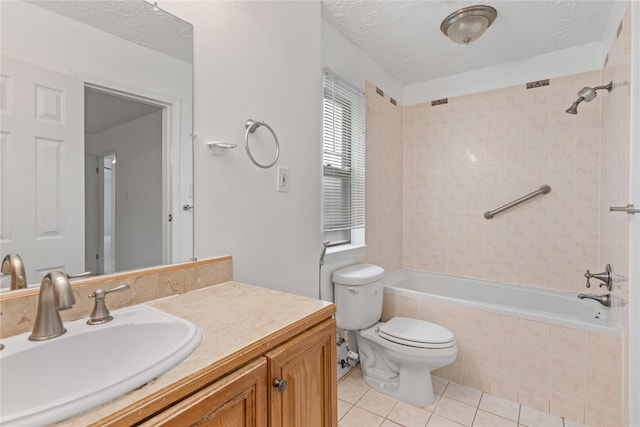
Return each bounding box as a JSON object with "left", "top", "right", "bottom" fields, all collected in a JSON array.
[
  {"left": 470, "top": 397, "right": 480, "bottom": 427},
  {"left": 441, "top": 380, "right": 451, "bottom": 397},
  {"left": 344, "top": 375, "right": 550, "bottom": 427},
  {"left": 339, "top": 403, "right": 353, "bottom": 423},
  {"left": 352, "top": 390, "right": 366, "bottom": 407},
  {"left": 345, "top": 399, "right": 388, "bottom": 424},
  {"left": 388, "top": 400, "right": 399, "bottom": 417}
]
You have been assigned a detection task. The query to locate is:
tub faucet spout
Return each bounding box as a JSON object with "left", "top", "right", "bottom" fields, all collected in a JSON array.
[{"left": 578, "top": 293, "right": 610, "bottom": 307}]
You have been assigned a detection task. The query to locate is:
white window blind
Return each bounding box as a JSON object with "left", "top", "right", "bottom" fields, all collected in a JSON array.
[{"left": 322, "top": 70, "right": 366, "bottom": 233}]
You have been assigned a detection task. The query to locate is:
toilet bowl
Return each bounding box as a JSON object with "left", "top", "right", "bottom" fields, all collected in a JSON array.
[
  {"left": 332, "top": 264, "right": 457, "bottom": 406},
  {"left": 356, "top": 318, "right": 457, "bottom": 405}
]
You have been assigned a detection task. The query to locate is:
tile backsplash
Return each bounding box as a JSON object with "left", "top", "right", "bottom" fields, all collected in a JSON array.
[
  {"left": 383, "top": 291, "right": 622, "bottom": 426},
  {"left": 363, "top": 70, "right": 607, "bottom": 294},
  {"left": 402, "top": 70, "right": 603, "bottom": 293},
  {"left": 600, "top": 6, "right": 632, "bottom": 424},
  {"left": 359, "top": 81, "right": 404, "bottom": 273},
  {"left": 0, "top": 256, "right": 232, "bottom": 338}
]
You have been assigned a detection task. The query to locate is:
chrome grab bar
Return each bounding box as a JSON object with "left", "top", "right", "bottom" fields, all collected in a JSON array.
[
  {"left": 484, "top": 185, "right": 551, "bottom": 219},
  {"left": 609, "top": 204, "right": 640, "bottom": 215}
]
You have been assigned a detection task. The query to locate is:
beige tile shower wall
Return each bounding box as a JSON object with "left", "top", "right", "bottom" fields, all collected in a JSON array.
[
  {"left": 383, "top": 292, "right": 622, "bottom": 426},
  {"left": 403, "top": 72, "right": 602, "bottom": 292},
  {"left": 359, "top": 81, "right": 404, "bottom": 272},
  {"left": 600, "top": 5, "right": 631, "bottom": 424},
  {"left": 0, "top": 256, "right": 233, "bottom": 338}
]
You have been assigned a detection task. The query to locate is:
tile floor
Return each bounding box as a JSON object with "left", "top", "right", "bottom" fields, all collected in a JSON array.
[{"left": 338, "top": 366, "right": 587, "bottom": 427}]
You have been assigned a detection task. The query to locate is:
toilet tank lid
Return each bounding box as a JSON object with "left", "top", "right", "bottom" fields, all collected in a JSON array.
[{"left": 332, "top": 264, "right": 385, "bottom": 285}]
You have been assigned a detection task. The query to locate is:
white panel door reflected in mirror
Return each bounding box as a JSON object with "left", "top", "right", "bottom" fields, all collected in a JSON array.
[{"left": 0, "top": 0, "right": 193, "bottom": 290}]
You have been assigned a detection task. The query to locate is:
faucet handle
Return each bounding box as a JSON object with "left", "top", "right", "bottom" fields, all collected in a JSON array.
[
  {"left": 87, "top": 284, "right": 130, "bottom": 325},
  {"left": 584, "top": 270, "right": 592, "bottom": 288},
  {"left": 89, "top": 283, "right": 129, "bottom": 298},
  {"left": 584, "top": 264, "right": 612, "bottom": 291},
  {"left": 67, "top": 271, "right": 94, "bottom": 279}
]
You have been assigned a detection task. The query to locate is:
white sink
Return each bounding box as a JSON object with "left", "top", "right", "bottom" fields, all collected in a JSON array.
[{"left": 0, "top": 304, "right": 203, "bottom": 426}]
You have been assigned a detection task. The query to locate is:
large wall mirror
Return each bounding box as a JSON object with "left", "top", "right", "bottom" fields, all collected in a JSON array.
[{"left": 0, "top": 0, "right": 194, "bottom": 290}]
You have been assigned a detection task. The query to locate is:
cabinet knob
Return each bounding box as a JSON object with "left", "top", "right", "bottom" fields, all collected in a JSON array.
[{"left": 273, "top": 378, "right": 288, "bottom": 393}]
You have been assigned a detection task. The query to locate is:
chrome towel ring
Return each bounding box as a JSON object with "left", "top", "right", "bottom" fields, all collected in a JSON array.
[{"left": 244, "top": 119, "right": 279, "bottom": 169}]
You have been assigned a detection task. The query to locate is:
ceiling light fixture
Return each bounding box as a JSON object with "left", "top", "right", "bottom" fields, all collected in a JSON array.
[{"left": 440, "top": 5, "right": 497, "bottom": 45}]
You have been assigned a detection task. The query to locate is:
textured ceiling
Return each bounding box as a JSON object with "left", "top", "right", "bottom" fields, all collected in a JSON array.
[
  {"left": 28, "top": 0, "right": 193, "bottom": 63},
  {"left": 322, "top": 0, "right": 616, "bottom": 85},
  {"left": 85, "top": 88, "right": 161, "bottom": 135}
]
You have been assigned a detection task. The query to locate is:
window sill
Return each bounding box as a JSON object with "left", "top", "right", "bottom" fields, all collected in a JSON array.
[{"left": 324, "top": 244, "right": 367, "bottom": 263}]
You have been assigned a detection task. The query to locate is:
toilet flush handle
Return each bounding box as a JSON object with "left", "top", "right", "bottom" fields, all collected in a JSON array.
[{"left": 348, "top": 287, "right": 358, "bottom": 293}]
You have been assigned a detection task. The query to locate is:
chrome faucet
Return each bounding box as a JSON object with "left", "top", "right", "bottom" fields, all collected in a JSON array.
[
  {"left": 578, "top": 293, "right": 611, "bottom": 307},
  {"left": 87, "top": 283, "right": 130, "bottom": 325},
  {"left": 29, "top": 271, "right": 76, "bottom": 341},
  {"left": 1, "top": 253, "right": 27, "bottom": 290},
  {"left": 584, "top": 264, "right": 612, "bottom": 291}
]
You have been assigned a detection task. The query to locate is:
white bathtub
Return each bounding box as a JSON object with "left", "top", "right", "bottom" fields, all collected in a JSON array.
[{"left": 384, "top": 269, "right": 620, "bottom": 336}]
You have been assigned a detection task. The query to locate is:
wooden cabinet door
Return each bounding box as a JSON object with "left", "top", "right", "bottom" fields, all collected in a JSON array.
[
  {"left": 266, "top": 319, "right": 337, "bottom": 427},
  {"left": 141, "top": 359, "right": 267, "bottom": 427}
]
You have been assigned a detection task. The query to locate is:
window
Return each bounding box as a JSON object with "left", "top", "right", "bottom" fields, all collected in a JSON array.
[{"left": 322, "top": 70, "right": 366, "bottom": 246}]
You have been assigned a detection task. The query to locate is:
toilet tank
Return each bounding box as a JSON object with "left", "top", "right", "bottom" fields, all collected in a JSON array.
[{"left": 332, "top": 264, "right": 385, "bottom": 330}]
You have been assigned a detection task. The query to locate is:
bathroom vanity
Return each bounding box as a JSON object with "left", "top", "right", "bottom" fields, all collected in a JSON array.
[{"left": 54, "top": 282, "right": 337, "bottom": 427}]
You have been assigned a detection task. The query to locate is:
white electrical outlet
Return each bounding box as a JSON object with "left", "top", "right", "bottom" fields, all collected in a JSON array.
[{"left": 277, "top": 167, "right": 289, "bottom": 192}]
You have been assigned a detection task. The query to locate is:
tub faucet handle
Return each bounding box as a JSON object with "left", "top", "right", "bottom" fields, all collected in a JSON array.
[
  {"left": 584, "top": 270, "right": 592, "bottom": 288},
  {"left": 584, "top": 264, "right": 612, "bottom": 291}
]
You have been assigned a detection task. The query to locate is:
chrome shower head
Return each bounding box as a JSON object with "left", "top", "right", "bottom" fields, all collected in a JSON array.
[
  {"left": 565, "top": 81, "right": 612, "bottom": 114},
  {"left": 577, "top": 87, "right": 598, "bottom": 102}
]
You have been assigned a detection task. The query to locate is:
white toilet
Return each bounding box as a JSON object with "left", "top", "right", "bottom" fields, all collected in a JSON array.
[{"left": 333, "top": 264, "right": 457, "bottom": 406}]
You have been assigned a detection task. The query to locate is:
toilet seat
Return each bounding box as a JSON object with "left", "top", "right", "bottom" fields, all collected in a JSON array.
[{"left": 378, "top": 317, "right": 455, "bottom": 349}]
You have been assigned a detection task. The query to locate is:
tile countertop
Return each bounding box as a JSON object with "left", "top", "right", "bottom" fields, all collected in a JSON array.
[{"left": 55, "top": 281, "right": 335, "bottom": 426}]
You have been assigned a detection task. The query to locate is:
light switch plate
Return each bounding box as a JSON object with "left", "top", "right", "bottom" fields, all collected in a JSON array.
[{"left": 277, "top": 167, "right": 289, "bottom": 192}]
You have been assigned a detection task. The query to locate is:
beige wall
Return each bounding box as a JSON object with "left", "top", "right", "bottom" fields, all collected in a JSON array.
[
  {"left": 383, "top": 292, "right": 622, "bottom": 426},
  {"left": 363, "top": 9, "right": 631, "bottom": 424},
  {"left": 359, "top": 82, "right": 404, "bottom": 273},
  {"left": 402, "top": 71, "right": 602, "bottom": 293},
  {"left": 0, "top": 256, "right": 233, "bottom": 338},
  {"left": 600, "top": 6, "right": 632, "bottom": 425}
]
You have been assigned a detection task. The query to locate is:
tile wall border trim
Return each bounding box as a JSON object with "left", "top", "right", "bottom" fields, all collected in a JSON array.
[{"left": 0, "top": 256, "right": 232, "bottom": 301}]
